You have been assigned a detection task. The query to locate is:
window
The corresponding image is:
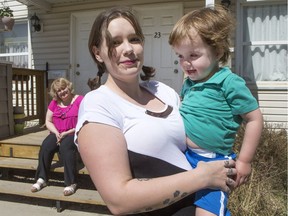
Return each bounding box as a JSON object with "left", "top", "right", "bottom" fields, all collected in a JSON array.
[
  {"left": 0, "top": 22, "right": 29, "bottom": 68},
  {"left": 236, "top": 2, "right": 287, "bottom": 82}
]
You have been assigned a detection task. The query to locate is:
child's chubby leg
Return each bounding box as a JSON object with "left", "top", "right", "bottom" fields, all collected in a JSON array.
[{"left": 196, "top": 207, "right": 217, "bottom": 216}]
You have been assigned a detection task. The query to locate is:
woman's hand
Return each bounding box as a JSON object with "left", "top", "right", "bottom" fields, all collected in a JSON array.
[
  {"left": 55, "top": 132, "right": 62, "bottom": 144},
  {"left": 196, "top": 159, "right": 237, "bottom": 193},
  {"left": 57, "top": 132, "right": 67, "bottom": 144},
  {"left": 56, "top": 129, "right": 75, "bottom": 145}
]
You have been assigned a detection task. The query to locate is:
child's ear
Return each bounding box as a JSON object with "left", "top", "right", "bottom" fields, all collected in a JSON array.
[
  {"left": 92, "top": 46, "right": 103, "bottom": 63},
  {"left": 216, "top": 49, "right": 224, "bottom": 61}
]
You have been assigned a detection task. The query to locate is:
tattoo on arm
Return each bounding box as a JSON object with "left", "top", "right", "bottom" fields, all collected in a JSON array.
[
  {"left": 163, "top": 190, "right": 188, "bottom": 206},
  {"left": 174, "top": 190, "right": 180, "bottom": 197},
  {"left": 131, "top": 181, "right": 189, "bottom": 213},
  {"left": 163, "top": 199, "right": 170, "bottom": 205}
]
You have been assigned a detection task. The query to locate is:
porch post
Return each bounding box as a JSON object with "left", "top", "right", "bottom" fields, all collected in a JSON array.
[{"left": 205, "top": 0, "right": 215, "bottom": 6}]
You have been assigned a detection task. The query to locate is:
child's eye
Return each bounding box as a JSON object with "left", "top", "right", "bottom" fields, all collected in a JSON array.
[{"left": 190, "top": 54, "right": 198, "bottom": 58}]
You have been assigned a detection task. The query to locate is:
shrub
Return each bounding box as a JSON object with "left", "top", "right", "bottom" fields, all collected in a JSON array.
[{"left": 228, "top": 123, "right": 287, "bottom": 216}]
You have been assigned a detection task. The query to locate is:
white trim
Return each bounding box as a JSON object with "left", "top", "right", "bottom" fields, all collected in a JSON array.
[
  {"left": 240, "top": 0, "right": 286, "bottom": 5},
  {"left": 17, "top": 0, "right": 52, "bottom": 11},
  {"left": 132, "top": 2, "right": 183, "bottom": 10},
  {"left": 219, "top": 191, "right": 225, "bottom": 216},
  {"left": 0, "top": 53, "right": 28, "bottom": 57},
  {"left": 69, "top": 13, "right": 76, "bottom": 83},
  {"left": 249, "top": 82, "right": 288, "bottom": 90},
  {"left": 28, "top": 17, "right": 32, "bottom": 68},
  {"left": 242, "top": 41, "right": 288, "bottom": 45},
  {"left": 205, "top": 0, "right": 215, "bottom": 6},
  {"left": 235, "top": 0, "right": 243, "bottom": 76}
]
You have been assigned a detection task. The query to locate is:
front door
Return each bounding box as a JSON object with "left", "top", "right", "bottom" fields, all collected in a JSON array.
[
  {"left": 71, "top": 4, "right": 183, "bottom": 95},
  {"left": 71, "top": 11, "right": 103, "bottom": 95},
  {"left": 134, "top": 4, "right": 183, "bottom": 93}
]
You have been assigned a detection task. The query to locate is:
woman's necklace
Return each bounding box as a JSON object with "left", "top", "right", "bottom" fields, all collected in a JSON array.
[
  {"left": 58, "top": 104, "right": 73, "bottom": 119},
  {"left": 58, "top": 95, "right": 75, "bottom": 119}
]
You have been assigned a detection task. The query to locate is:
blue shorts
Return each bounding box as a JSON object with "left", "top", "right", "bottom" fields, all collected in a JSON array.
[{"left": 185, "top": 148, "right": 237, "bottom": 216}]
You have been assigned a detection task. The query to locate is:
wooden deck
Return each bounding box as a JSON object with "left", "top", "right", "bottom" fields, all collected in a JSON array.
[
  {"left": 0, "top": 129, "right": 49, "bottom": 146},
  {"left": 0, "top": 129, "right": 51, "bottom": 160},
  {"left": 0, "top": 129, "right": 108, "bottom": 213},
  {"left": 0, "top": 128, "right": 87, "bottom": 173}
]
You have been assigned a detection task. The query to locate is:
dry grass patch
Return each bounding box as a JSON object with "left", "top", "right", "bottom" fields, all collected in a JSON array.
[{"left": 228, "top": 123, "right": 287, "bottom": 216}]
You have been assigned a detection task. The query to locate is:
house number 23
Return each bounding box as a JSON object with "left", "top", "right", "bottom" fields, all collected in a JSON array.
[{"left": 154, "top": 32, "right": 161, "bottom": 38}]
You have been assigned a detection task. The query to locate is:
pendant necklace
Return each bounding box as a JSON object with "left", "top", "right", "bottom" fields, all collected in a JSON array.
[{"left": 59, "top": 104, "right": 73, "bottom": 119}]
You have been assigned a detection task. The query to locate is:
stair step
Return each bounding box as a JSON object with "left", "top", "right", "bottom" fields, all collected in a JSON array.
[
  {"left": 0, "top": 179, "right": 107, "bottom": 212},
  {"left": 0, "top": 156, "right": 88, "bottom": 174}
]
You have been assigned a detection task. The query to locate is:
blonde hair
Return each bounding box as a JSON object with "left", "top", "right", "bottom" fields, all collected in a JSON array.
[
  {"left": 49, "top": 78, "right": 74, "bottom": 102},
  {"left": 169, "top": 4, "right": 235, "bottom": 65}
]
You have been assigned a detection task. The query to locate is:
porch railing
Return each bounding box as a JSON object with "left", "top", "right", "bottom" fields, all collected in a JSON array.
[{"left": 12, "top": 68, "right": 46, "bottom": 126}]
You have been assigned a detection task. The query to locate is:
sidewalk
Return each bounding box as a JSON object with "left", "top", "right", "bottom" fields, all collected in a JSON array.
[{"left": 0, "top": 194, "right": 112, "bottom": 216}]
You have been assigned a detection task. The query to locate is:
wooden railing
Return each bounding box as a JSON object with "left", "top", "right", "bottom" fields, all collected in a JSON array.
[{"left": 12, "top": 68, "right": 46, "bottom": 125}]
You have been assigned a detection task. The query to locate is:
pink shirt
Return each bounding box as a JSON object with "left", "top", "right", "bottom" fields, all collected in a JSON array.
[{"left": 48, "top": 95, "right": 84, "bottom": 133}]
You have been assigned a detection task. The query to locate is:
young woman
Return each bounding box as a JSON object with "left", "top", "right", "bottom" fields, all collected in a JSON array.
[{"left": 75, "top": 7, "right": 236, "bottom": 215}]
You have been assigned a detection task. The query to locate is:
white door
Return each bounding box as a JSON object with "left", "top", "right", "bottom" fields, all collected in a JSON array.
[
  {"left": 134, "top": 4, "right": 183, "bottom": 93},
  {"left": 71, "top": 11, "right": 104, "bottom": 96},
  {"left": 71, "top": 4, "right": 183, "bottom": 95}
]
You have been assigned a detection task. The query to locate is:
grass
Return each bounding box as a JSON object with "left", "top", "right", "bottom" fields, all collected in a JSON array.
[{"left": 228, "top": 123, "right": 287, "bottom": 216}]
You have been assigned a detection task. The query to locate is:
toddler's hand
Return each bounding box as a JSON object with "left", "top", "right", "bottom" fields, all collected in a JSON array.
[{"left": 235, "top": 159, "right": 252, "bottom": 186}]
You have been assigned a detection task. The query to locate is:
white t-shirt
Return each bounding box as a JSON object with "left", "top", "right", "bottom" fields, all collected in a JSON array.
[{"left": 75, "top": 80, "right": 192, "bottom": 175}]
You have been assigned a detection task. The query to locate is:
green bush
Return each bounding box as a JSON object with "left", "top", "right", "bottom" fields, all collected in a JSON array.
[{"left": 228, "top": 123, "right": 287, "bottom": 216}]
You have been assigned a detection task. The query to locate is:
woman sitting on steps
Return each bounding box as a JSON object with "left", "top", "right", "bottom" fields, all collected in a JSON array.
[{"left": 31, "top": 77, "right": 84, "bottom": 196}]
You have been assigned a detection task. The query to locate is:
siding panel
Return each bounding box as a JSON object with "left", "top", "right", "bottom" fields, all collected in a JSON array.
[
  {"left": 256, "top": 90, "right": 288, "bottom": 128},
  {"left": 257, "top": 91, "right": 288, "bottom": 100},
  {"left": 29, "top": 12, "right": 71, "bottom": 70},
  {"left": 259, "top": 101, "right": 287, "bottom": 108},
  {"left": 261, "top": 108, "right": 288, "bottom": 115}
]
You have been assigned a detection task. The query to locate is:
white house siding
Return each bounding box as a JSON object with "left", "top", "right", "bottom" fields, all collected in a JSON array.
[
  {"left": 251, "top": 86, "right": 288, "bottom": 129},
  {"left": 3, "top": 0, "right": 287, "bottom": 130},
  {"left": 29, "top": 12, "right": 71, "bottom": 70},
  {"left": 26, "top": 0, "right": 206, "bottom": 71},
  {"left": 3, "top": 0, "right": 232, "bottom": 72},
  {"left": 258, "top": 90, "right": 287, "bottom": 126}
]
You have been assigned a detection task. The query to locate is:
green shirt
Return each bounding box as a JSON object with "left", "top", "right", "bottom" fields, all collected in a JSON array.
[{"left": 180, "top": 67, "right": 259, "bottom": 155}]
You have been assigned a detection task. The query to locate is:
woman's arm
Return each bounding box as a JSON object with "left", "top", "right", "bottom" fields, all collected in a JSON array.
[
  {"left": 45, "top": 109, "right": 58, "bottom": 134},
  {"left": 45, "top": 109, "right": 61, "bottom": 142},
  {"left": 78, "top": 123, "right": 236, "bottom": 215}
]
